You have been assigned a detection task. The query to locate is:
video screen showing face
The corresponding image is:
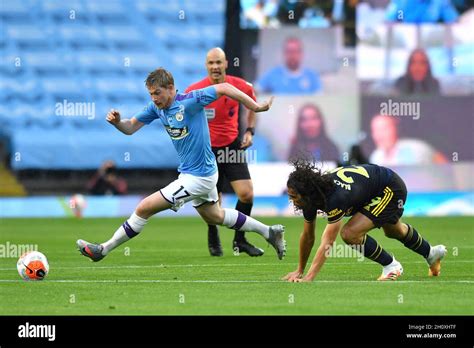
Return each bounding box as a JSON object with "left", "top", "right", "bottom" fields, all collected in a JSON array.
[
  {"left": 250, "top": 95, "right": 359, "bottom": 163},
  {"left": 357, "top": 1, "right": 474, "bottom": 96},
  {"left": 240, "top": 27, "right": 357, "bottom": 96},
  {"left": 359, "top": 95, "right": 474, "bottom": 166}
]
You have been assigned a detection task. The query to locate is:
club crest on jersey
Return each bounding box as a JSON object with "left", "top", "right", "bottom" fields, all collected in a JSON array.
[
  {"left": 175, "top": 112, "right": 184, "bottom": 121},
  {"left": 165, "top": 126, "right": 189, "bottom": 140}
]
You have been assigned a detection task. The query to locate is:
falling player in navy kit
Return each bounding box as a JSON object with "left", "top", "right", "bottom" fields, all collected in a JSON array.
[{"left": 282, "top": 159, "right": 446, "bottom": 282}]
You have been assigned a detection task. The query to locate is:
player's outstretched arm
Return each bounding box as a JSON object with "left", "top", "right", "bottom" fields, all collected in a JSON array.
[
  {"left": 294, "top": 220, "right": 342, "bottom": 282},
  {"left": 282, "top": 220, "right": 316, "bottom": 281},
  {"left": 106, "top": 109, "right": 144, "bottom": 135},
  {"left": 214, "top": 83, "right": 274, "bottom": 113}
]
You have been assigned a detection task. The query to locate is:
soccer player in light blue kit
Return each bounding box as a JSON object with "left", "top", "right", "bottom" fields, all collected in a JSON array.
[{"left": 77, "top": 68, "right": 286, "bottom": 262}]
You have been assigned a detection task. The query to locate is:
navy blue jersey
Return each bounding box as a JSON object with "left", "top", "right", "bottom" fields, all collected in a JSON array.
[{"left": 303, "top": 164, "right": 394, "bottom": 223}]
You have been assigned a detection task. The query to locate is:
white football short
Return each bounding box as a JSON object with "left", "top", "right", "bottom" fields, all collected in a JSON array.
[{"left": 160, "top": 172, "right": 219, "bottom": 211}]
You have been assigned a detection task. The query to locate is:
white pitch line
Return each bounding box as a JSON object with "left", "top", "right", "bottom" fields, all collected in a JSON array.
[
  {"left": 0, "top": 279, "right": 473, "bottom": 284},
  {"left": 0, "top": 259, "right": 473, "bottom": 271}
]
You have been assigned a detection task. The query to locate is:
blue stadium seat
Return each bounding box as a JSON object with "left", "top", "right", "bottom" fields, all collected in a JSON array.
[
  {"left": 154, "top": 25, "right": 205, "bottom": 50},
  {"left": 0, "top": 0, "right": 31, "bottom": 23},
  {"left": 182, "top": 0, "right": 225, "bottom": 25},
  {"left": 0, "top": 53, "right": 25, "bottom": 76},
  {"left": 76, "top": 50, "right": 125, "bottom": 75},
  {"left": 114, "top": 102, "right": 148, "bottom": 120},
  {"left": 95, "top": 77, "right": 145, "bottom": 103},
  {"left": 24, "top": 52, "right": 71, "bottom": 75},
  {"left": 0, "top": 77, "right": 43, "bottom": 103},
  {"left": 172, "top": 51, "right": 208, "bottom": 75},
  {"left": 201, "top": 25, "right": 225, "bottom": 46},
  {"left": 42, "top": 77, "right": 86, "bottom": 100},
  {"left": 41, "top": 0, "right": 86, "bottom": 14},
  {"left": 135, "top": 0, "right": 184, "bottom": 22},
  {"left": 41, "top": 0, "right": 90, "bottom": 23},
  {"left": 29, "top": 103, "right": 64, "bottom": 128},
  {"left": 0, "top": 77, "right": 15, "bottom": 101},
  {"left": 119, "top": 52, "right": 161, "bottom": 75},
  {"left": 83, "top": 0, "right": 129, "bottom": 16},
  {"left": 86, "top": 0, "right": 129, "bottom": 23},
  {"left": 6, "top": 25, "right": 50, "bottom": 49},
  {"left": 58, "top": 24, "right": 106, "bottom": 50},
  {"left": 10, "top": 124, "right": 180, "bottom": 169},
  {"left": 7, "top": 103, "right": 40, "bottom": 127},
  {"left": 103, "top": 26, "right": 148, "bottom": 50},
  {"left": 3, "top": 0, "right": 226, "bottom": 170}
]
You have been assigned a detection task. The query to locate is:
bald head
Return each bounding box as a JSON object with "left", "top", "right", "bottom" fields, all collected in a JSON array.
[
  {"left": 207, "top": 47, "right": 226, "bottom": 61},
  {"left": 206, "top": 47, "right": 228, "bottom": 84}
]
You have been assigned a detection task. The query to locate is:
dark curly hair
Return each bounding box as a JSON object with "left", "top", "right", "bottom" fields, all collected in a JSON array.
[{"left": 287, "top": 157, "right": 334, "bottom": 213}]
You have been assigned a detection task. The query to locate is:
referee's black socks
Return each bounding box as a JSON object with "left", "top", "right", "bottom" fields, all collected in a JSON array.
[
  {"left": 400, "top": 223, "right": 431, "bottom": 258},
  {"left": 234, "top": 200, "right": 253, "bottom": 242},
  {"left": 207, "top": 225, "right": 219, "bottom": 244}
]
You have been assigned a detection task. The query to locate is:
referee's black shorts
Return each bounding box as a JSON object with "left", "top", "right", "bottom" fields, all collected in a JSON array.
[
  {"left": 359, "top": 171, "right": 407, "bottom": 228},
  {"left": 212, "top": 137, "right": 251, "bottom": 193}
]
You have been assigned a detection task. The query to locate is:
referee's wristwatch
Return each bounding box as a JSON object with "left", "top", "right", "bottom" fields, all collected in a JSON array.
[{"left": 245, "top": 127, "right": 255, "bottom": 136}]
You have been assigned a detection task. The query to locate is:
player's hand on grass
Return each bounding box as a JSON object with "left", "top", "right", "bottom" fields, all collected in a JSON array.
[
  {"left": 294, "top": 275, "right": 315, "bottom": 283},
  {"left": 106, "top": 109, "right": 121, "bottom": 125},
  {"left": 281, "top": 270, "right": 303, "bottom": 282},
  {"left": 255, "top": 96, "right": 274, "bottom": 112}
]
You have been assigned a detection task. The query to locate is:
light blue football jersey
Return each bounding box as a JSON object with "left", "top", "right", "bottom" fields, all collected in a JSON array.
[{"left": 134, "top": 86, "right": 218, "bottom": 177}]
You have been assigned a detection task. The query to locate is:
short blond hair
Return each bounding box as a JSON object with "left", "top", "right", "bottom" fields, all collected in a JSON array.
[{"left": 145, "top": 68, "right": 174, "bottom": 88}]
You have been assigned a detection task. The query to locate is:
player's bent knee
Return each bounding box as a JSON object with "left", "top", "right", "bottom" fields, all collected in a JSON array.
[
  {"left": 135, "top": 201, "right": 150, "bottom": 219},
  {"left": 384, "top": 226, "right": 405, "bottom": 239},
  {"left": 136, "top": 198, "right": 157, "bottom": 219},
  {"left": 208, "top": 209, "right": 225, "bottom": 225},
  {"left": 340, "top": 227, "right": 350, "bottom": 242},
  {"left": 238, "top": 190, "right": 254, "bottom": 203},
  {"left": 208, "top": 208, "right": 225, "bottom": 225},
  {"left": 196, "top": 204, "right": 224, "bottom": 225},
  {"left": 340, "top": 226, "right": 360, "bottom": 245}
]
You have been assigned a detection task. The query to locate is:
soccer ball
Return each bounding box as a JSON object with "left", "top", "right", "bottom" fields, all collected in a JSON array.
[
  {"left": 69, "top": 193, "right": 87, "bottom": 218},
  {"left": 17, "top": 251, "right": 49, "bottom": 281}
]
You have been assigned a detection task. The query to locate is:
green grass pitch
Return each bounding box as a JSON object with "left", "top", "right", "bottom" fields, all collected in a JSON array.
[{"left": 0, "top": 216, "right": 473, "bottom": 315}]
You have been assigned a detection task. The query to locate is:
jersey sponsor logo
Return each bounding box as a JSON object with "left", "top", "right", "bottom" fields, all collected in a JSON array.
[
  {"left": 205, "top": 108, "right": 216, "bottom": 120},
  {"left": 165, "top": 126, "right": 189, "bottom": 140},
  {"left": 328, "top": 208, "right": 343, "bottom": 218}
]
